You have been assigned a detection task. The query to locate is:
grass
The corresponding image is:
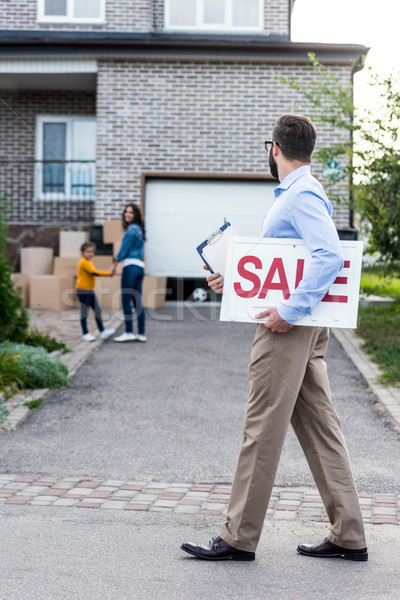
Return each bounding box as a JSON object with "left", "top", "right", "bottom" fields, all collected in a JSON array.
[
  {"left": 24, "top": 397, "right": 43, "bottom": 410},
  {"left": 360, "top": 268, "right": 400, "bottom": 301},
  {"left": 357, "top": 303, "right": 400, "bottom": 383},
  {"left": 357, "top": 267, "right": 400, "bottom": 383}
]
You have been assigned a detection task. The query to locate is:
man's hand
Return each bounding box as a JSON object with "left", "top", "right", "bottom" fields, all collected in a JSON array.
[
  {"left": 109, "top": 263, "right": 117, "bottom": 277},
  {"left": 203, "top": 265, "right": 224, "bottom": 294},
  {"left": 255, "top": 307, "right": 293, "bottom": 333}
]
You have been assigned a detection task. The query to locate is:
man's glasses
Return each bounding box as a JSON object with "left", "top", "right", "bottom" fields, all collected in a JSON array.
[{"left": 264, "top": 140, "right": 281, "bottom": 152}]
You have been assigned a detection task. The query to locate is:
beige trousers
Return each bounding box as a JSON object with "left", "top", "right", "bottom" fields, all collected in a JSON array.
[{"left": 219, "top": 324, "right": 366, "bottom": 553}]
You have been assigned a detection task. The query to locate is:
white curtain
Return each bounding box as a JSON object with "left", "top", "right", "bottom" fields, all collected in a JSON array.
[
  {"left": 169, "top": 0, "right": 196, "bottom": 26},
  {"left": 204, "top": 0, "right": 225, "bottom": 24},
  {"left": 74, "top": 0, "right": 102, "bottom": 19},
  {"left": 232, "top": 0, "right": 259, "bottom": 27},
  {"left": 44, "top": 0, "right": 67, "bottom": 16}
]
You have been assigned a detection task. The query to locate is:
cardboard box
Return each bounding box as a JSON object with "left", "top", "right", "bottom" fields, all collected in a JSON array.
[
  {"left": 53, "top": 257, "right": 79, "bottom": 277},
  {"left": 94, "top": 274, "right": 167, "bottom": 310},
  {"left": 20, "top": 247, "right": 54, "bottom": 275},
  {"left": 113, "top": 240, "right": 121, "bottom": 258},
  {"left": 142, "top": 276, "right": 167, "bottom": 309},
  {"left": 103, "top": 220, "right": 123, "bottom": 244},
  {"left": 11, "top": 273, "right": 30, "bottom": 308},
  {"left": 92, "top": 255, "right": 113, "bottom": 270},
  {"left": 30, "top": 275, "right": 76, "bottom": 310},
  {"left": 95, "top": 275, "right": 122, "bottom": 309},
  {"left": 59, "top": 231, "right": 89, "bottom": 257}
]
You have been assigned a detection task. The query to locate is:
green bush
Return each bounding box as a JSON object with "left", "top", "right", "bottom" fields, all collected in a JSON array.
[
  {"left": 0, "top": 196, "right": 30, "bottom": 343},
  {"left": 0, "top": 343, "right": 69, "bottom": 389},
  {"left": 0, "top": 348, "right": 32, "bottom": 396},
  {"left": 22, "top": 328, "right": 71, "bottom": 354},
  {"left": 0, "top": 396, "right": 8, "bottom": 423}
]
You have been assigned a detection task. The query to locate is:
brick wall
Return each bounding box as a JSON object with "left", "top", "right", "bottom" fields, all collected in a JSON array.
[
  {"left": 0, "top": 0, "right": 290, "bottom": 36},
  {"left": 0, "top": 0, "right": 153, "bottom": 32},
  {"left": 265, "top": 0, "right": 290, "bottom": 36},
  {"left": 0, "top": 90, "right": 96, "bottom": 223},
  {"left": 96, "top": 60, "right": 352, "bottom": 229}
]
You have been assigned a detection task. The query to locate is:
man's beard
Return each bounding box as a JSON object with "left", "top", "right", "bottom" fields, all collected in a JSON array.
[{"left": 268, "top": 146, "right": 279, "bottom": 181}]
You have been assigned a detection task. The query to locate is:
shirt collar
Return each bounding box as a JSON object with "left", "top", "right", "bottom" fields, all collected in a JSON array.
[{"left": 274, "top": 165, "right": 311, "bottom": 195}]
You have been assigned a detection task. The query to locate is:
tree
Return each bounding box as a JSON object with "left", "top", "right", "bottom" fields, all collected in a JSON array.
[
  {"left": 0, "top": 195, "right": 29, "bottom": 342},
  {"left": 279, "top": 55, "right": 400, "bottom": 272}
]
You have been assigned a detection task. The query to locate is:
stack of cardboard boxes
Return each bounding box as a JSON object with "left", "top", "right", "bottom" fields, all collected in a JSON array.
[{"left": 11, "top": 223, "right": 167, "bottom": 311}]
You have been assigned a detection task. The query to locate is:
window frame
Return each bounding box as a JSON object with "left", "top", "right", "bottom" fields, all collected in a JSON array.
[
  {"left": 164, "top": 0, "right": 264, "bottom": 33},
  {"left": 37, "top": 0, "right": 106, "bottom": 25},
  {"left": 35, "top": 115, "right": 97, "bottom": 201}
]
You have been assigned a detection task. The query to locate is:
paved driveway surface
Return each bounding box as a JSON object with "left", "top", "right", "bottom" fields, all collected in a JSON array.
[{"left": 1, "top": 306, "right": 399, "bottom": 493}]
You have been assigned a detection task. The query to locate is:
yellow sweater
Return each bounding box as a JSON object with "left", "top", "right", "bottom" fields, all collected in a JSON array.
[{"left": 76, "top": 257, "right": 110, "bottom": 290}]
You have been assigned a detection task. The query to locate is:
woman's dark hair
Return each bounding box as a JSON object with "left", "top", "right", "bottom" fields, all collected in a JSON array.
[
  {"left": 272, "top": 114, "right": 317, "bottom": 163},
  {"left": 80, "top": 242, "right": 95, "bottom": 253},
  {"left": 121, "top": 203, "right": 146, "bottom": 240}
]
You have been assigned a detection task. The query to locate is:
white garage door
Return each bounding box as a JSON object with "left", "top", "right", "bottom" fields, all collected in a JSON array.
[{"left": 145, "top": 178, "right": 275, "bottom": 277}]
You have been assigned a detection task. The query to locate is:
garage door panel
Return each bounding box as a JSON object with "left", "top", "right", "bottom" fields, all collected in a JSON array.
[{"left": 145, "top": 179, "right": 275, "bottom": 277}]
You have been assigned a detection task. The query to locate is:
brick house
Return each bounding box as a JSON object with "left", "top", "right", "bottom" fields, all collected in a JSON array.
[{"left": 0, "top": 0, "right": 367, "bottom": 284}]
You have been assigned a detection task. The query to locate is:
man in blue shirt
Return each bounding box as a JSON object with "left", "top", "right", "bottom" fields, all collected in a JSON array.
[{"left": 181, "top": 115, "right": 367, "bottom": 562}]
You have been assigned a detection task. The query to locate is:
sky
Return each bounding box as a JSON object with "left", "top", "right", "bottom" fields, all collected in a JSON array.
[{"left": 291, "top": 0, "right": 400, "bottom": 110}]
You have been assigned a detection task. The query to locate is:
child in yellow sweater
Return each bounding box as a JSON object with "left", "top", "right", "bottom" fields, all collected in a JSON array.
[{"left": 76, "top": 242, "right": 115, "bottom": 342}]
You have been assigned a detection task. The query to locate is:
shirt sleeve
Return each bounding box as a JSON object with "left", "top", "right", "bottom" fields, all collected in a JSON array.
[
  {"left": 277, "top": 191, "right": 344, "bottom": 324},
  {"left": 115, "top": 224, "right": 143, "bottom": 261},
  {"left": 82, "top": 259, "right": 110, "bottom": 277}
]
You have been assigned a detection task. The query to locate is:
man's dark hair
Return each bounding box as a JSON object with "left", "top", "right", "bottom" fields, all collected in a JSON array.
[{"left": 273, "top": 114, "right": 317, "bottom": 163}]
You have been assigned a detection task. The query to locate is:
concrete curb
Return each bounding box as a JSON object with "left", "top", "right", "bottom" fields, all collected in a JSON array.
[
  {"left": 1, "top": 315, "right": 122, "bottom": 432},
  {"left": 332, "top": 328, "right": 400, "bottom": 431}
]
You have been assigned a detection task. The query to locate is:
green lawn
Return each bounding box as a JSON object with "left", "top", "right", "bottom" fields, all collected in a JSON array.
[
  {"left": 357, "top": 268, "right": 400, "bottom": 384},
  {"left": 360, "top": 268, "right": 400, "bottom": 301}
]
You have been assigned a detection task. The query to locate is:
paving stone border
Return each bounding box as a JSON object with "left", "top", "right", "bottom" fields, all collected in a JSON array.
[
  {"left": 332, "top": 328, "right": 400, "bottom": 431},
  {"left": 0, "top": 474, "right": 399, "bottom": 525}
]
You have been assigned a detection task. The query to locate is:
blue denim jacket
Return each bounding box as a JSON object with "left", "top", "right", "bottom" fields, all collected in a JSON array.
[{"left": 115, "top": 224, "right": 144, "bottom": 262}]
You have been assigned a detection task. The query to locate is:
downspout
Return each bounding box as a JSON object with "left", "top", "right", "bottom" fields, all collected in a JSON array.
[
  {"left": 288, "top": 0, "right": 293, "bottom": 41},
  {"left": 349, "top": 67, "right": 355, "bottom": 231},
  {"left": 349, "top": 53, "right": 368, "bottom": 234}
]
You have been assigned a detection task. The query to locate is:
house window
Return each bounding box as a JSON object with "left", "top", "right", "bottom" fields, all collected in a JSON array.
[
  {"left": 37, "top": 0, "right": 105, "bottom": 23},
  {"left": 165, "top": 0, "right": 263, "bottom": 31},
  {"left": 35, "top": 116, "right": 96, "bottom": 200}
]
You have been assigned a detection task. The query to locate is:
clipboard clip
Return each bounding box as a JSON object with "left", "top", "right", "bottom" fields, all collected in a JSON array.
[{"left": 206, "top": 218, "right": 229, "bottom": 246}]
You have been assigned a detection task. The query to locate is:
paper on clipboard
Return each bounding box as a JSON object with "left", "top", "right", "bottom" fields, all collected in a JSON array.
[{"left": 196, "top": 219, "right": 237, "bottom": 276}]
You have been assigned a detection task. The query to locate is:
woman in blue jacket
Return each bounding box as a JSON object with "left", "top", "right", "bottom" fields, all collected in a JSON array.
[{"left": 112, "top": 204, "right": 146, "bottom": 342}]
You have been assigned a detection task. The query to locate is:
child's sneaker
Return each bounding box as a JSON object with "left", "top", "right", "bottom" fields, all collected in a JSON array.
[
  {"left": 137, "top": 335, "right": 147, "bottom": 343},
  {"left": 82, "top": 333, "right": 96, "bottom": 342},
  {"left": 113, "top": 332, "right": 137, "bottom": 342},
  {"left": 100, "top": 328, "right": 116, "bottom": 340}
]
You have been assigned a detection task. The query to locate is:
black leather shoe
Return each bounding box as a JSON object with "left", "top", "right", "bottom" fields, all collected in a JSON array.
[
  {"left": 297, "top": 538, "right": 368, "bottom": 561},
  {"left": 181, "top": 535, "right": 255, "bottom": 561}
]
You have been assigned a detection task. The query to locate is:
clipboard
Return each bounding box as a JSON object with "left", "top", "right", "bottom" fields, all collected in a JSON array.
[{"left": 196, "top": 219, "right": 237, "bottom": 275}]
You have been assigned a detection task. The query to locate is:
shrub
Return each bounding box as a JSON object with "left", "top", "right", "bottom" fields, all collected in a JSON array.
[
  {"left": 0, "top": 348, "right": 32, "bottom": 397},
  {"left": 0, "top": 196, "right": 30, "bottom": 343},
  {"left": 22, "top": 329, "right": 71, "bottom": 354},
  {"left": 0, "top": 396, "right": 8, "bottom": 423},
  {"left": 0, "top": 343, "right": 69, "bottom": 389}
]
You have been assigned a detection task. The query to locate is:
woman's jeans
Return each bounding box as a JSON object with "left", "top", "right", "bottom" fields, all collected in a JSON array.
[
  {"left": 121, "top": 265, "right": 145, "bottom": 335},
  {"left": 76, "top": 290, "right": 104, "bottom": 334}
]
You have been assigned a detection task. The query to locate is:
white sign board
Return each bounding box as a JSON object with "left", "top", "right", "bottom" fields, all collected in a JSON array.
[{"left": 220, "top": 237, "right": 363, "bottom": 328}]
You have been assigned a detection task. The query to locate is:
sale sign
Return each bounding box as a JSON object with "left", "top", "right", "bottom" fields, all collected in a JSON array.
[{"left": 220, "top": 237, "right": 363, "bottom": 328}]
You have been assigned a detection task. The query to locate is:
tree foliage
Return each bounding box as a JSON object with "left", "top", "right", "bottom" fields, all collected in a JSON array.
[
  {"left": 0, "top": 196, "right": 29, "bottom": 342},
  {"left": 279, "top": 55, "right": 400, "bottom": 272}
]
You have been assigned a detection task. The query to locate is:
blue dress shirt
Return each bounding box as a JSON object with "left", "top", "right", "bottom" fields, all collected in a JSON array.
[{"left": 261, "top": 165, "right": 344, "bottom": 325}]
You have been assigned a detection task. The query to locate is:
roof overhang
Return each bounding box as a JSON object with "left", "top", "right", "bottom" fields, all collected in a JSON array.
[{"left": 0, "top": 31, "right": 369, "bottom": 73}]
